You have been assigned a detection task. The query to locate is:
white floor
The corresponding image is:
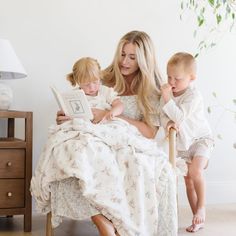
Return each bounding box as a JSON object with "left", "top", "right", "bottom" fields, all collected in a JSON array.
[
  {"left": 0, "top": 204, "right": 236, "bottom": 235},
  {"left": 178, "top": 204, "right": 236, "bottom": 236}
]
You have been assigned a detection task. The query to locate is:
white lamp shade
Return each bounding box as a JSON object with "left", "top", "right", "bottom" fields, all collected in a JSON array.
[{"left": 0, "top": 39, "right": 27, "bottom": 79}]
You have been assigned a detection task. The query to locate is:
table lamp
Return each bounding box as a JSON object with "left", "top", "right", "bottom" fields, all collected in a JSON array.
[{"left": 0, "top": 39, "right": 27, "bottom": 110}]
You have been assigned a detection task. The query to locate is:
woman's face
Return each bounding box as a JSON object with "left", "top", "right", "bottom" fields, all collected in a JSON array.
[{"left": 119, "top": 43, "right": 139, "bottom": 77}]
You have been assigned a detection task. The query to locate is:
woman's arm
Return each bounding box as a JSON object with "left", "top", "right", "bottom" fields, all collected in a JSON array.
[{"left": 118, "top": 114, "right": 158, "bottom": 139}]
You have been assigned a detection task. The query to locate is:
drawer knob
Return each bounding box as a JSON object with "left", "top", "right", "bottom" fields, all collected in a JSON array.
[
  {"left": 7, "top": 162, "right": 12, "bottom": 167},
  {"left": 7, "top": 192, "right": 13, "bottom": 197}
]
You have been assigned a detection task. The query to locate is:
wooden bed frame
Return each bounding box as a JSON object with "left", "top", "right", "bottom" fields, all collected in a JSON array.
[{"left": 45, "top": 128, "right": 177, "bottom": 236}]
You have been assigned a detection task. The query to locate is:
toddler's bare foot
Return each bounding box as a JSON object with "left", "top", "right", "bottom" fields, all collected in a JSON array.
[
  {"left": 186, "top": 208, "right": 205, "bottom": 233},
  {"left": 193, "top": 207, "right": 205, "bottom": 225},
  {"left": 91, "top": 214, "right": 116, "bottom": 236},
  {"left": 186, "top": 223, "right": 204, "bottom": 233}
]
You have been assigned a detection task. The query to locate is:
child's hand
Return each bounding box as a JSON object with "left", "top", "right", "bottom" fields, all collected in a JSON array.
[
  {"left": 91, "top": 108, "right": 107, "bottom": 124},
  {"left": 161, "top": 83, "right": 172, "bottom": 103},
  {"left": 166, "top": 120, "right": 179, "bottom": 133},
  {"left": 100, "top": 111, "right": 114, "bottom": 123}
]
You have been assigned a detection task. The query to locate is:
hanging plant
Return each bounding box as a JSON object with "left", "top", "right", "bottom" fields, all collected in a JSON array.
[
  {"left": 179, "top": 1, "right": 236, "bottom": 150},
  {"left": 207, "top": 92, "right": 236, "bottom": 150},
  {"left": 180, "top": 0, "right": 236, "bottom": 56}
]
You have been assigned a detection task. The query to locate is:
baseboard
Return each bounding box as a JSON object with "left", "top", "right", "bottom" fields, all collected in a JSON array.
[{"left": 177, "top": 180, "right": 236, "bottom": 206}]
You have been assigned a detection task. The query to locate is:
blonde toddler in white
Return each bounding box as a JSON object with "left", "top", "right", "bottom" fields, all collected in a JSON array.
[{"left": 160, "top": 52, "right": 214, "bottom": 233}]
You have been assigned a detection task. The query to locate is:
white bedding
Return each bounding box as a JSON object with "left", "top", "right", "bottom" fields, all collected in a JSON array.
[{"left": 31, "top": 118, "right": 178, "bottom": 236}]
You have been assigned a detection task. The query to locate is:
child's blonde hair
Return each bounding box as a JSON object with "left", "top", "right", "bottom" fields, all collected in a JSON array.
[
  {"left": 67, "top": 57, "right": 101, "bottom": 87},
  {"left": 167, "top": 52, "right": 197, "bottom": 75}
]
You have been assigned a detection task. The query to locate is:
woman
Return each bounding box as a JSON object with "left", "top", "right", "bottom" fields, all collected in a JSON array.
[
  {"left": 57, "top": 31, "right": 161, "bottom": 138},
  {"left": 53, "top": 31, "right": 176, "bottom": 236}
]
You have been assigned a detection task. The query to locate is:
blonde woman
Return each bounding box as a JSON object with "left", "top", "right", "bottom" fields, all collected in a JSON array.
[
  {"left": 57, "top": 31, "right": 161, "bottom": 138},
  {"left": 54, "top": 31, "right": 177, "bottom": 236}
]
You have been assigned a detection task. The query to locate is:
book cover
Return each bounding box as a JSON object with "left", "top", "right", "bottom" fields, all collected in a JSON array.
[{"left": 51, "top": 86, "right": 94, "bottom": 120}]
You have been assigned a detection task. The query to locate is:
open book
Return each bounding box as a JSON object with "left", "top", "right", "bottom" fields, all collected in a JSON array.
[{"left": 51, "top": 86, "right": 94, "bottom": 120}]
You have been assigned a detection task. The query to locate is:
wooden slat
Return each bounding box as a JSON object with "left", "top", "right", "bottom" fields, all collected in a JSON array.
[
  {"left": 24, "top": 112, "right": 32, "bottom": 232},
  {"left": 46, "top": 212, "right": 54, "bottom": 236},
  {"left": 0, "top": 110, "right": 30, "bottom": 119},
  {"left": 169, "top": 128, "right": 177, "bottom": 168},
  {"left": 7, "top": 118, "right": 15, "bottom": 137},
  {"left": 0, "top": 138, "right": 26, "bottom": 148}
]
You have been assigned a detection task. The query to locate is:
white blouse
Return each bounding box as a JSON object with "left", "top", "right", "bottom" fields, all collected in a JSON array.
[
  {"left": 160, "top": 85, "right": 213, "bottom": 151},
  {"left": 86, "top": 85, "right": 119, "bottom": 110}
]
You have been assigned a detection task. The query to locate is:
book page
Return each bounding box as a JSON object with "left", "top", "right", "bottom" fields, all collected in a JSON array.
[{"left": 51, "top": 86, "right": 93, "bottom": 120}]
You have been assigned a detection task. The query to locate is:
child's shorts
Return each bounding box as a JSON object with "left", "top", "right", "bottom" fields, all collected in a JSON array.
[{"left": 178, "top": 138, "right": 214, "bottom": 164}]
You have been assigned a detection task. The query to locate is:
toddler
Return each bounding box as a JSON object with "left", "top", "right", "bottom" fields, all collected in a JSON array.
[
  {"left": 160, "top": 52, "right": 214, "bottom": 233},
  {"left": 67, "top": 57, "right": 124, "bottom": 123}
]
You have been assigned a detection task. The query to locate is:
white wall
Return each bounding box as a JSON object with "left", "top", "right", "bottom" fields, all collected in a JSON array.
[{"left": 0, "top": 0, "right": 235, "bottom": 207}]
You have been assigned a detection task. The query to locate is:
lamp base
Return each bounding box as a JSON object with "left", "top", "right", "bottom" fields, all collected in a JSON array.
[{"left": 0, "top": 83, "right": 13, "bottom": 110}]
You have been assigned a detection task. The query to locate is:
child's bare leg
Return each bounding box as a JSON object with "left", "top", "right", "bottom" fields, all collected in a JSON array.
[
  {"left": 185, "top": 174, "right": 200, "bottom": 232},
  {"left": 91, "top": 214, "right": 116, "bottom": 236},
  {"left": 185, "top": 157, "right": 208, "bottom": 232},
  {"left": 184, "top": 172, "right": 198, "bottom": 214}
]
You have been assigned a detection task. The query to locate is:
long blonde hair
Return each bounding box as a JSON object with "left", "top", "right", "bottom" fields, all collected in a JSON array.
[
  {"left": 67, "top": 57, "right": 101, "bottom": 87},
  {"left": 103, "top": 30, "right": 162, "bottom": 127}
]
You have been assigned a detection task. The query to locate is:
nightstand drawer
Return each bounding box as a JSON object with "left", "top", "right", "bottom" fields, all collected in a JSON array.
[
  {"left": 0, "top": 179, "right": 25, "bottom": 208},
  {"left": 0, "top": 149, "right": 25, "bottom": 178}
]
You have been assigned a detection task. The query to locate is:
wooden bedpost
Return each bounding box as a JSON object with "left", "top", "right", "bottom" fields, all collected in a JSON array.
[
  {"left": 169, "top": 127, "right": 179, "bottom": 217},
  {"left": 46, "top": 212, "right": 53, "bottom": 236},
  {"left": 169, "top": 128, "right": 177, "bottom": 168}
]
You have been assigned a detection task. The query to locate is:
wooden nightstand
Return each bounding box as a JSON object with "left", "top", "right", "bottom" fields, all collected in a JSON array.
[{"left": 0, "top": 110, "right": 32, "bottom": 232}]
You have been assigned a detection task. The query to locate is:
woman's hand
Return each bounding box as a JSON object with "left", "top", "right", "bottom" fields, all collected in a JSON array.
[
  {"left": 56, "top": 110, "right": 71, "bottom": 125},
  {"left": 91, "top": 108, "right": 108, "bottom": 124}
]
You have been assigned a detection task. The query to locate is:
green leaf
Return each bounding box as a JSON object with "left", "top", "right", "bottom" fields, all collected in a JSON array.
[
  {"left": 198, "top": 17, "right": 204, "bottom": 26},
  {"left": 215, "top": 3, "right": 221, "bottom": 9},
  {"left": 233, "top": 99, "right": 236, "bottom": 105},
  {"left": 210, "top": 42, "right": 216, "bottom": 47},
  {"left": 232, "top": 13, "right": 235, "bottom": 20},
  {"left": 230, "top": 22, "right": 235, "bottom": 31},
  {"left": 226, "top": 5, "right": 231, "bottom": 14},
  {"left": 200, "top": 7, "right": 205, "bottom": 14},
  {"left": 208, "top": 0, "right": 215, "bottom": 7},
  {"left": 207, "top": 107, "right": 211, "bottom": 113},
  {"left": 212, "top": 92, "right": 217, "bottom": 97},
  {"left": 216, "top": 14, "right": 222, "bottom": 24},
  {"left": 198, "top": 41, "right": 205, "bottom": 47}
]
